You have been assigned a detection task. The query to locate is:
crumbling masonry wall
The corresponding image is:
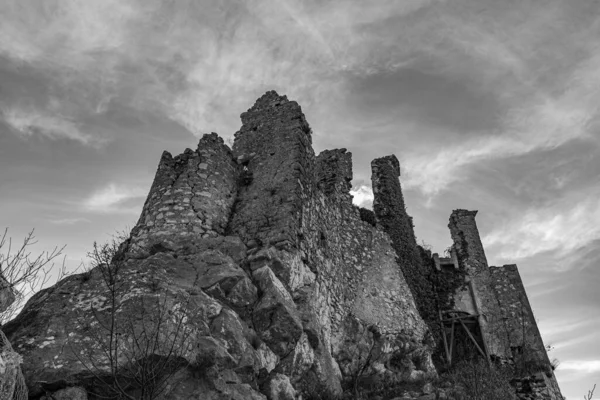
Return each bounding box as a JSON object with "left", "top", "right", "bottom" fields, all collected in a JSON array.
[
  {"left": 490, "top": 265, "right": 562, "bottom": 400},
  {"left": 228, "top": 91, "right": 314, "bottom": 249},
  {"left": 447, "top": 210, "right": 562, "bottom": 400},
  {"left": 4, "top": 90, "right": 562, "bottom": 400},
  {"left": 371, "top": 155, "right": 438, "bottom": 331},
  {"left": 230, "top": 95, "right": 435, "bottom": 392},
  {"left": 489, "top": 265, "right": 547, "bottom": 364},
  {"left": 129, "top": 132, "right": 238, "bottom": 255},
  {"left": 448, "top": 209, "right": 508, "bottom": 358},
  {"left": 297, "top": 149, "right": 432, "bottom": 382}
]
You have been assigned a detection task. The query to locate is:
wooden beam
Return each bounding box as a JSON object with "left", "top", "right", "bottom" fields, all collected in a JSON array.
[
  {"left": 441, "top": 314, "right": 480, "bottom": 323},
  {"left": 449, "top": 319, "right": 455, "bottom": 365},
  {"left": 439, "top": 310, "right": 451, "bottom": 364},
  {"left": 458, "top": 318, "right": 489, "bottom": 363},
  {"left": 467, "top": 280, "right": 491, "bottom": 364}
]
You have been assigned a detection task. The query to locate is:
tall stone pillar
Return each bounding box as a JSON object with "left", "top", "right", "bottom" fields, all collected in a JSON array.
[
  {"left": 228, "top": 91, "right": 315, "bottom": 249},
  {"left": 371, "top": 155, "right": 436, "bottom": 326},
  {"left": 448, "top": 210, "right": 489, "bottom": 272},
  {"left": 448, "top": 210, "right": 508, "bottom": 359}
]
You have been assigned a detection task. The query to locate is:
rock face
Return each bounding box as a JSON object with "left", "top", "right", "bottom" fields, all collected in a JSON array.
[
  {"left": 0, "top": 274, "right": 27, "bottom": 400},
  {"left": 3, "top": 91, "right": 435, "bottom": 399},
  {"left": 2, "top": 91, "right": 562, "bottom": 400}
]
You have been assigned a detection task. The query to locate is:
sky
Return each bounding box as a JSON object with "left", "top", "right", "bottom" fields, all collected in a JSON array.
[{"left": 0, "top": 0, "right": 598, "bottom": 397}]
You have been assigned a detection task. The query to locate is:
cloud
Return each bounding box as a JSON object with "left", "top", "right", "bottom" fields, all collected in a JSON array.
[
  {"left": 2, "top": 106, "right": 104, "bottom": 146},
  {"left": 482, "top": 190, "right": 600, "bottom": 260},
  {"left": 0, "top": 0, "right": 453, "bottom": 139},
  {"left": 47, "top": 218, "right": 91, "bottom": 225},
  {"left": 83, "top": 184, "right": 146, "bottom": 214},
  {"left": 402, "top": 79, "right": 597, "bottom": 197},
  {"left": 553, "top": 331, "right": 598, "bottom": 351},
  {"left": 350, "top": 184, "right": 374, "bottom": 208},
  {"left": 395, "top": 3, "right": 600, "bottom": 198},
  {"left": 559, "top": 360, "right": 600, "bottom": 374},
  {"left": 0, "top": 0, "right": 135, "bottom": 64}
]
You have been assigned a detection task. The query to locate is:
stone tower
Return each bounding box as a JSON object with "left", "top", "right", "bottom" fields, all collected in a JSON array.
[
  {"left": 447, "top": 210, "right": 563, "bottom": 400},
  {"left": 4, "top": 91, "right": 437, "bottom": 400}
]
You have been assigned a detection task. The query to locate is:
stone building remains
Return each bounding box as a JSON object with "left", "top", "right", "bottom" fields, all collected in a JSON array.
[{"left": 0, "top": 91, "right": 562, "bottom": 400}]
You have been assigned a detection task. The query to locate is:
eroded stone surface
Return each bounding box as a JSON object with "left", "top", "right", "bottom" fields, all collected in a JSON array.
[
  {"left": 5, "top": 92, "right": 434, "bottom": 399},
  {"left": 0, "top": 273, "right": 27, "bottom": 400},
  {"left": 2, "top": 91, "right": 558, "bottom": 400}
]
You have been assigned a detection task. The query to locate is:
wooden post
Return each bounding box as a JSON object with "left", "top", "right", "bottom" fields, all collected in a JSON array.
[
  {"left": 449, "top": 319, "right": 455, "bottom": 365},
  {"left": 458, "top": 318, "right": 488, "bottom": 360},
  {"left": 440, "top": 310, "right": 451, "bottom": 365},
  {"left": 468, "top": 279, "right": 491, "bottom": 365}
]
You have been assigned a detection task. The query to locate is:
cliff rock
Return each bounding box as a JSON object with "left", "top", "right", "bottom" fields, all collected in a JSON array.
[
  {"left": 0, "top": 274, "right": 27, "bottom": 400},
  {"left": 2, "top": 91, "right": 562, "bottom": 400},
  {"left": 3, "top": 91, "right": 434, "bottom": 399}
]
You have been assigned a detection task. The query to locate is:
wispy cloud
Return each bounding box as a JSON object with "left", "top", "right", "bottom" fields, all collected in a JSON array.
[
  {"left": 403, "top": 80, "right": 597, "bottom": 197},
  {"left": 83, "top": 184, "right": 146, "bottom": 214},
  {"left": 0, "top": 0, "right": 135, "bottom": 64},
  {"left": 397, "top": 3, "right": 600, "bottom": 198},
  {"left": 483, "top": 190, "right": 600, "bottom": 260},
  {"left": 2, "top": 106, "right": 104, "bottom": 146},
  {"left": 560, "top": 360, "right": 600, "bottom": 374},
  {"left": 553, "top": 332, "right": 598, "bottom": 351},
  {"left": 47, "top": 218, "right": 91, "bottom": 225}
]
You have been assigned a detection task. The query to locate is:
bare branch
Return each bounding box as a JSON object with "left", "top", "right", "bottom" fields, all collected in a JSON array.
[
  {"left": 71, "top": 232, "right": 191, "bottom": 399},
  {"left": 0, "top": 228, "right": 69, "bottom": 325}
]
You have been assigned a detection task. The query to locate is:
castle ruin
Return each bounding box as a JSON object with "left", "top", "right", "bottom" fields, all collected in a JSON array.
[{"left": 1, "top": 91, "right": 562, "bottom": 400}]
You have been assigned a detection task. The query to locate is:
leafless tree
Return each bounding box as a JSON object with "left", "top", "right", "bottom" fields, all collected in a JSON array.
[
  {"left": 0, "top": 228, "right": 67, "bottom": 325},
  {"left": 70, "top": 237, "right": 193, "bottom": 400},
  {"left": 585, "top": 384, "right": 596, "bottom": 400}
]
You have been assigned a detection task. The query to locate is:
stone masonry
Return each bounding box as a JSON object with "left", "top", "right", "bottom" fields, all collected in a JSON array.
[
  {"left": 372, "top": 155, "right": 438, "bottom": 333},
  {"left": 447, "top": 210, "right": 562, "bottom": 400},
  {"left": 129, "top": 132, "right": 238, "bottom": 256},
  {"left": 1, "top": 91, "right": 562, "bottom": 400},
  {"left": 5, "top": 91, "right": 438, "bottom": 400}
]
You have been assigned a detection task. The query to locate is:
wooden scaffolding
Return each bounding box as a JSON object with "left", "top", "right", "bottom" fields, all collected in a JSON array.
[{"left": 439, "top": 310, "right": 491, "bottom": 366}]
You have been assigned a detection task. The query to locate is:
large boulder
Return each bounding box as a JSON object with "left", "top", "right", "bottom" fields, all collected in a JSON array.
[{"left": 2, "top": 238, "right": 269, "bottom": 400}]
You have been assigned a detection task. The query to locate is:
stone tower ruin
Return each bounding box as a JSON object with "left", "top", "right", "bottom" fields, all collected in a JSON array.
[{"left": 1, "top": 91, "right": 562, "bottom": 400}]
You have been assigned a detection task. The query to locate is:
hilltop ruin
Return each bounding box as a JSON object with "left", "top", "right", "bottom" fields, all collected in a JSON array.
[{"left": 1, "top": 91, "right": 562, "bottom": 400}]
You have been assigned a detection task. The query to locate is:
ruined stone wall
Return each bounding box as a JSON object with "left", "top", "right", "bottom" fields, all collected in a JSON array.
[
  {"left": 448, "top": 210, "right": 509, "bottom": 359},
  {"left": 315, "top": 149, "right": 353, "bottom": 200},
  {"left": 296, "top": 149, "right": 433, "bottom": 382},
  {"left": 5, "top": 90, "right": 563, "bottom": 400},
  {"left": 447, "top": 212, "right": 563, "bottom": 399},
  {"left": 228, "top": 91, "right": 314, "bottom": 249},
  {"left": 129, "top": 132, "right": 238, "bottom": 255},
  {"left": 371, "top": 155, "right": 438, "bottom": 332},
  {"left": 490, "top": 265, "right": 562, "bottom": 400},
  {"left": 244, "top": 143, "right": 435, "bottom": 392},
  {"left": 489, "top": 265, "right": 546, "bottom": 363}
]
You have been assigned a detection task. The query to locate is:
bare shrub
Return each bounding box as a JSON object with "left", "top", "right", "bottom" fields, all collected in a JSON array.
[
  {"left": 0, "top": 228, "right": 67, "bottom": 324},
  {"left": 585, "top": 384, "right": 596, "bottom": 400},
  {"left": 70, "top": 236, "right": 193, "bottom": 400}
]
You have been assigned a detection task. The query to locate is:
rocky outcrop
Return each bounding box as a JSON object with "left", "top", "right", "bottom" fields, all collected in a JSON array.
[
  {"left": 0, "top": 274, "right": 27, "bottom": 400},
  {"left": 2, "top": 91, "right": 561, "bottom": 399},
  {"left": 3, "top": 91, "right": 435, "bottom": 399}
]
